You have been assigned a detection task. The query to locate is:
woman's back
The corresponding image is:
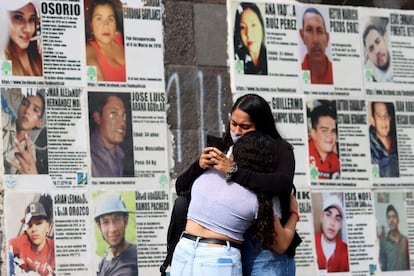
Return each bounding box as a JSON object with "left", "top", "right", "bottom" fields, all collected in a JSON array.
[{"left": 188, "top": 168, "right": 258, "bottom": 242}]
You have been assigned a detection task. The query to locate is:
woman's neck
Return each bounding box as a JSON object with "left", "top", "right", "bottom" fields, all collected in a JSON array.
[
  {"left": 250, "top": 50, "right": 260, "bottom": 66},
  {"left": 14, "top": 44, "right": 34, "bottom": 76}
]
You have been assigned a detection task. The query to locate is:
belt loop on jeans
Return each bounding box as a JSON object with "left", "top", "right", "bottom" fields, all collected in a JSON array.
[
  {"left": 225, "top": 240, "right": 231, "bottom": 251},
  {"left": 194, "top": 236, "right": 201, "bottom": 249}
]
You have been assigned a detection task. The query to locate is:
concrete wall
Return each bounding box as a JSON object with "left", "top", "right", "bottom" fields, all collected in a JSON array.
[{"left": 164, "top": 0, "right": 232, "bottom": 176}]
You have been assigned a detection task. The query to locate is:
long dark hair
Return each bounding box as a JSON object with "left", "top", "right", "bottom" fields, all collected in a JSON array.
[
  {"left": 6, "top": 3, "right": 42, "bottom": 76},
  {"left": 222, "top": 93, "right": 281, "bottom": 149},
  {"left": 233, "top": 2, "right": 265, "bottom": 57},
  {"left": 232, "top": 131, "right": 278, "bottom": 249},
  {"left": 85, "top": 0, "right": 124, "bottom": 42}
]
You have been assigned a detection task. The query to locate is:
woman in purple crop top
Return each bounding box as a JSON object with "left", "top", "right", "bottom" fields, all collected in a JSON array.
[
  {"left": 85, "top": 0, "right": 126, "bottom": 82},
  {"left": 171, "top": 131, "right": 298, "bottom": 276},
  {"left": 168, "top": 94, "right": 301, "bottom": 276}
]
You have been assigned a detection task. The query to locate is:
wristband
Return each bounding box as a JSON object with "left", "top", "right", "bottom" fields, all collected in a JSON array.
[
  {"left": 290, "top": 210, "right": 300, "bottom": 222},
  {"left": 224, "top": 162, "right": 238, "bottom": 181}
]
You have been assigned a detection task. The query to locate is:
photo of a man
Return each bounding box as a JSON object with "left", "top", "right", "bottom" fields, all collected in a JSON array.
[
  {"left": 8, "top": 193, "right": 54, "bottom": 276},
  {"left": 375, "top": 192, "right": 410, "bottom": 272},
  {"left": 312, "top": 192, "right": 349, "bottom": 272},
  {"left": 94, "top": 192, "right": 138, "bottom": 275},
  {"left": 307, "top": 101, "right": 340, "bottom": 180},
  {"left": 2, "top": 88, "right": 48, "bottom": 174},
  {"left": 299, "top": 7, "right": 333, "bottom": 85},
  {"left": 88, "top": 92, "right": 133, "bottom": 177},
  {"left": 368, "top": 102, "right": 399, "bottom": 177},
  {"left": 363, "top": 18, "right": 393, "bottom": 82}
]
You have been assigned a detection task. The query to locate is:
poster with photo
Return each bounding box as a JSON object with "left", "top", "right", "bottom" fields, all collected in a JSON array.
[
  {"left": 1, "top": 0, "right": 86, "bottom": 87},
  {"left": 360, "top": 7, "right": 414, "bottom": 97},
  {"left": 229, "top": 0, "right": 301, "bottom": 95},
  {"left": 298, "top": 4, "right": 364, "bottom": 97},
  {"left": 84, "top": 0, "right": 165, "bottom": 90}
]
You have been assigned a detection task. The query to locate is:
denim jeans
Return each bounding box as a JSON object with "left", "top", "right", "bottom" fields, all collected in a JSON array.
[
  {"left": 170, "top": 235, "right": 242, "bottom": 276},
  {"left": 242, "top": 233, "right": 295, "bottom": 276}
]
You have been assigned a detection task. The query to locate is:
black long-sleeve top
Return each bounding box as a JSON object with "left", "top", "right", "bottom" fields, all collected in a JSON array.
[{"left": 175, "top": 139, "right": 295, "bottom": 222}]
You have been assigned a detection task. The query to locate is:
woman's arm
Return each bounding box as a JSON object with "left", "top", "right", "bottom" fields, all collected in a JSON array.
[
  {"left": 271, "top": 215, "right": 298, "bottom": 253},
  {"left": 272, "top": 194, "right": 299, "bottom": 253},
  {"left": 232, "top": 140, "right": 295, "bottom": 194}
]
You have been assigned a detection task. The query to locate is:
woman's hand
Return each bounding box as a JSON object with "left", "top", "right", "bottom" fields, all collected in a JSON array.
[
  {"left": 31, "top": 35, "right": 42, "bottom": 55},
  {"left": 209, "top": 147, "right": 232, "bottom": 175},
  {"left": 198, "top": 147, "right": 216, "bottom": 169}
]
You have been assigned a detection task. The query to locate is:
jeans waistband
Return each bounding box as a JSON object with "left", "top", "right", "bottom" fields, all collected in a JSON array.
[{"left": 182, "top": 232, "right": 241, "bottom": 250}]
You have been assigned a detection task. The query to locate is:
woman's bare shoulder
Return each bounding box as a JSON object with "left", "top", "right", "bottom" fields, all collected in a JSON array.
[{"left": 85, "top": 43, "right": 99, "bottom": 65}]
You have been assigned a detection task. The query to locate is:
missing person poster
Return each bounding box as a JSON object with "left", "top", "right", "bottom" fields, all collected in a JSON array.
[
  {"left": 84, "top": 0, "right": 165, "bottom": 90},
  {"left": 361, "top": 7, "right": 414, "bottom": 97},
  {"left": 298, "top": 4, "right": 364, "bottom": 96},
  {"left": 1, "top": 0, "right": 86, "bottom": 87},
  {"left": 229, "top": 0, "right": 301, "bottom": 94}
]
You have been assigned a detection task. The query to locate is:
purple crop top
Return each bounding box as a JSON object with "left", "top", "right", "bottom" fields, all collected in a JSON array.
[{"left": 187, "top": 168, "right": 258, "bottom": 241}]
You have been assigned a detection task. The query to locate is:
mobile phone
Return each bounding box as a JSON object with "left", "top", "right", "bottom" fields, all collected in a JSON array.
[{"left": 207, "top": 134, "right": 225, "bottom": 151}]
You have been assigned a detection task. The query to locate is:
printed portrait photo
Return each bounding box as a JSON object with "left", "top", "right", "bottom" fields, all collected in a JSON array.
[
  {"left": 307, "top": 100, "right": 340, "bottom": 180},
  {"left": 374, "top": 192, "right": 410, "bottom": 271},
  {"left": 362, "top": 17, "right": 393, "bottom": 83},
  {"left": 367, "top": 101, "right": 399, "bottom": 178},
  {"left": 6, "top": 192, "right": 55, "bottom": 276},
  {"left": 3, "top": 1, "right": 43, "bottom": 77},
  {"left": 84, "top": 0, "right": 126, "bottom": 82},
  {"left": 298, "top": 6, "right": 333, "bottom": 85},
  {"left": 87, "top": 91, "right": 134, "bottom": 177},
  {"left": 233, "top": 2, "right": 268, "bottom": 75},
  {"left": 93, "top": 191, "right": 138, "bottom": 275},
  {"left": 312, "top": 192, "right": 350, "bottom": 272},
  {"left": 2, "top": 88, "right": 48, "bottom": 175}
]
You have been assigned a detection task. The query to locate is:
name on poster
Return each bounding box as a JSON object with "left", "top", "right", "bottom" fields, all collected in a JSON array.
[
  {"left": 329, "top": 8, "right": 359, "bottom": 33},
  {"left": 47, "top": 88, "right": 81, "bottom": 107},
  {"left": 390, "top": 13, "right": 414, "bottom": 36},
  {"left": 124, "top": 7, "right": 161, "bottom": 20},
  {"left": 41, "top": 2, "right": 81, "bottom": 15},
  {"left": 265, "top": 3, "right": 296, "bottom": 30},
  {"left": 272, "top": 97, "right": 304, "bottom": 124},
  {"left": 132, "top": 92, "right": 166, "bottom": 111},
  {"left": 54, "top": 194, "right": 89, "bottom": 216}
]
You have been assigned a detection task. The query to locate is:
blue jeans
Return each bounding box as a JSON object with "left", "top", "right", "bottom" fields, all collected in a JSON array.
[
  {"left": 242, "top": 233, "right": 295, "bottom": 276},
  {"left": 171, "top": 235, "right": 242, "bottom": 276}
]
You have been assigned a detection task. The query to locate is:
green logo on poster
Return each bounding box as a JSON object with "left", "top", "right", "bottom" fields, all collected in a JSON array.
[
  {"left": 372, "top": 164, "right": 379, "bottom": 178},
  {"left": 87, "top": 66, "right": 97, "bottom": 81},
  {"left": 365, "top": 69, "right": 373, "bottom": 82},
  {"left": 310, "top": 166, "right": 318, "bottom": 180},
  {"left": 302, "top": 70, "right": 310, "bottom": 84},
  {"left": 235, "top": 60, "right": 244, "bottom": 75},
  {"left": 159, "top": 174, "right": 168, "bottom": 187},
  {"left": 1, "top": 61, "right": 12, "bottom": 76}
]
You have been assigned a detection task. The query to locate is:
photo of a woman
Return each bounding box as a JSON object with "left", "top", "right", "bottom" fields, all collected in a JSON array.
[
  {"left": 233, "top": 2, "right": 268, "bottom": 75},
  {"left": 85, "top": 0, "right": 126, "bottom": 82},
  {"left": 5, "top": 1, "right": 43, "bottom": 76}
]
